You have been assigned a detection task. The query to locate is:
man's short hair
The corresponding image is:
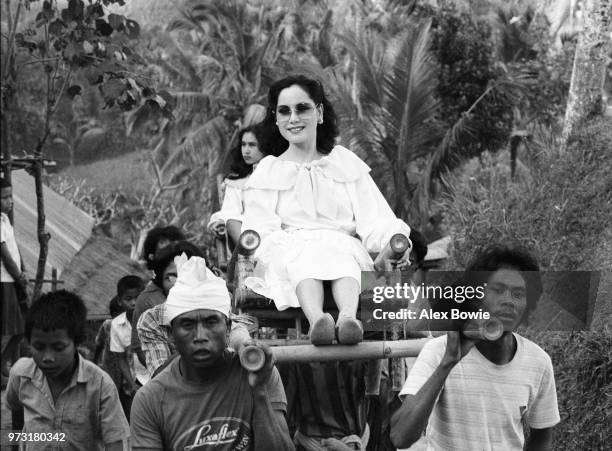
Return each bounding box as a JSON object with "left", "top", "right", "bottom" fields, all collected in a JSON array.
[
  {"left": 116, "top": 275, "right": 145, "bottom": 297},
  {"left": 142, "top": 226, "right": 186, "bottom": 269},
  {"left": 25, "top": 290, "right": 87, "bottom": 345},
  {"left": 464, "top": 245, "right": 543, "bottom": 314}
]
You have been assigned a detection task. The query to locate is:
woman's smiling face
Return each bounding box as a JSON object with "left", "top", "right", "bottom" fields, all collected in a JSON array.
[{"left": 275, "top": 84, "right": 321, "bottom": 147}]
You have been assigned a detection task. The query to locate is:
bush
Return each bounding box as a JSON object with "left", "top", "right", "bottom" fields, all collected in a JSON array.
[
  {"left": 440, "top": 117, "right": 612, "bottom": 271},
  {"left": 429, "top": 4, "right": 514, "bottom": 160},
  {"left": 521, "top": 331, "right": 612, "bottom": 450}
]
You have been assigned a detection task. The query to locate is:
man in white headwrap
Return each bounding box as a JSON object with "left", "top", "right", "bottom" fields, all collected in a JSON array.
[{"left": 130, "top": 254, "right": 294, "bottom": 451}]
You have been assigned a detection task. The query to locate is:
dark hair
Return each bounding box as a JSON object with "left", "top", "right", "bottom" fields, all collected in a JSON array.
[
  {"left": 117, "top": 275, "right": 145, "bottom": 297},
  {"left": 150, "top": 241, "right": 204, "bottom": 288},
  {"left": 1, "top": 178, "right": 11, "bottom": 189},
  {"left": 464, "top": 245, "right": 542, "bottom": 314},
  {"left": 227, "top": 124, "right": 266, "bottom": 180},
  {"left": 25, "top": 290, "right": 87, "bottom": 345},
  {"left": 108, "top": 295, "right": 124, "bottom": 318},
  {"left": 142, "top": 226, "right": 186, "bottom": 269},
  {"left": 261, "top": 75, "right": 339, "bottom": 156}
]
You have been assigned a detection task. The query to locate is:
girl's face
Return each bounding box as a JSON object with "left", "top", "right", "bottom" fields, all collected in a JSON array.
[
  {"left": 275, "top": 84, "right": 322, "bottom": 147},
  {"left": 162, "top": 261, "right": 178, "bottom": 296},
  {"left": 241, "top": 132, "right": 264, "bottom": 166}
]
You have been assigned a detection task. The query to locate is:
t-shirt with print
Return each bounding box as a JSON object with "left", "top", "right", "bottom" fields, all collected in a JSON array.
[
  {"left": 130, "top": 350, "right": 287, "bottom": 451},
  {"left": 399, "top": 333, "right": 560, "bottom": 451}
]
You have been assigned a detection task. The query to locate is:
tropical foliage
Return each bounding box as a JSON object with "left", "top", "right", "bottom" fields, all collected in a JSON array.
[{"left": 4, "top": 0, "right": 603, "bottom": 258}]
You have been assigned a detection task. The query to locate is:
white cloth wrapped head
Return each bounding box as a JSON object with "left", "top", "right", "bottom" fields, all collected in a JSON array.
[{"left": 163, "top": 253, "right": 231, "bottom": 325}]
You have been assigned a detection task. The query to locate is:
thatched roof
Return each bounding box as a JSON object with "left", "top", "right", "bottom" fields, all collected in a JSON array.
[
  {"left": 61, "top": 229, "right": 150, "bottom": 320},
  {"left": 11, "top": 170, "right": 95, "bottom": 279}
]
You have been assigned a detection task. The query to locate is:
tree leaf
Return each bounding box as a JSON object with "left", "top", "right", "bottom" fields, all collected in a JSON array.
[
  {"left": 48, "top": 19, "right": 65, "bottom": 36},
  {"left": 67, "top": 0, "right": 84, "bottom": 22},
  {"left": 125, "top": 19, "right": 140, "bottom": 39},
  {"left": 82, "top": 41, "right": 94, "bottom": 54},
  {"left": 67, "top": 85, "right": 82, "bottom": 98},
  {"left": 108, "top": 13, "right": 125, "bottom": 31},
  {"left": 86, "top": 3, "right": 104, "bottom": 20},
  {"left": 95, "top": 19, "right": 113, "bottom": 37}
]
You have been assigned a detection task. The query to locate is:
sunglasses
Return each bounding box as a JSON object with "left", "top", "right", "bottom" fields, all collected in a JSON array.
[{"left": 275, "top": 102, "right": 319, "bottom": 122}]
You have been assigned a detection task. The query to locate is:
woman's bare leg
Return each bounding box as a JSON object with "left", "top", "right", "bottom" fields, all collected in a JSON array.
[
  {"left": 296, "top": 278, "right": 325, "bottom": 324},
  {"left": 296, "top": 279, "right": 334, "bottom": 345},
  {"left": 331, "top": 277, "right": 363, "bottom": 344},
  {"left": 331, "top": 277, "right": 360, "bottom": 319}
]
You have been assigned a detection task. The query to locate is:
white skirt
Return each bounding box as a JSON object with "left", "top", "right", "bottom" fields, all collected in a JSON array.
[{"left": 245, "top": 229, "right": 374, "bottom": 310}]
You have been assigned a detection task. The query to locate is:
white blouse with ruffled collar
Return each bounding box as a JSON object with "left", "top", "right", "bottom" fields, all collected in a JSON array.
[{"left": 242, "top": 145, "right": 410, "bottom": 254}]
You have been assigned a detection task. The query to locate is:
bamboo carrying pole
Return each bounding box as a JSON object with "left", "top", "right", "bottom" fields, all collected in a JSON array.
[{"left": 239, "top": 339, "right": 430, "bottom": 371}]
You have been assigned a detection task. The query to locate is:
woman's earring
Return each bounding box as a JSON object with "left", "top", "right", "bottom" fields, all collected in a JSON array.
[{"left": 318, "top": 116, "right": 323, "bottom": 124}]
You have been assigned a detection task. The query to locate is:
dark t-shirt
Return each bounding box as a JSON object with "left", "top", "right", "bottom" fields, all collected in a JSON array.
[{"left": 130, "top": 351, "right": 287, "bottom": 450}]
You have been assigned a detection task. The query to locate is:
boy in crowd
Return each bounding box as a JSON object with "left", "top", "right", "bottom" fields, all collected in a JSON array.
[
  {"left": 1, "top": 178, "right": 29, "bottom": 379},
  {"left": 94, "top": 296, "right": 124, "bottom": 384},
  {"left": 109, "top": 275, "right": 146, "bottom": 420},
  {"left": 131, "top": 226, "right": 185, "bottom": 366},
  {"left": 6, "top": 290, "right": 129, "bottom": 450},
  {"left": 130, "top": 254, "right": 294, "bottom": 450},
  {"left": 391, "top": 245, "right": 560, "bottom": 450}
]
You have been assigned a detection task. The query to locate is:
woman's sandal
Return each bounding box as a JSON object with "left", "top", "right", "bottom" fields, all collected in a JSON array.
[
  {"left": 336, "top": 317, "right": 363, "bottom": 345},
  {"left": 309, "top": 313, "right": 335, "bottom": 346}
]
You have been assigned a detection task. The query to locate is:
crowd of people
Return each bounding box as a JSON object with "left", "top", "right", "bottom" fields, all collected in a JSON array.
[{"left": 1, "top": 75, "right": 560, "bottom": 450}]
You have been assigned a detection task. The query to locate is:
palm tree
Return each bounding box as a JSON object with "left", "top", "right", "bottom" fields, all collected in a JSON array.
[{"left": 329, "top": 20, "right": 442, "bottom": 223}]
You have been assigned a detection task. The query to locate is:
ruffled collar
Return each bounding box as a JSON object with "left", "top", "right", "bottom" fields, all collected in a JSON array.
[
  {"left": 244, "top": 145, "right": 370, "bottom": 219},
  {"left": 245, "top": 145, "right": 370, "bottom": 190},
  {"left": 224, "top": 177, "right": 248, "bottom": 189}
]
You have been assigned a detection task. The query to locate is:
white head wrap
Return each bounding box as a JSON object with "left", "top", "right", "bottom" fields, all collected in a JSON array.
[{"left": 163, "top": 254, "right": 231, "bottom": 325}]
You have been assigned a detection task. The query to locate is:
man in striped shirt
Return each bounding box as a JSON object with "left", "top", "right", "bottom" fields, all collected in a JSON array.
[
  {"left": 391, "top": 245, "right": 560, "bottom": 450},
  {"left": 280, "top": 360, "right": 372, "bottom": 450}
]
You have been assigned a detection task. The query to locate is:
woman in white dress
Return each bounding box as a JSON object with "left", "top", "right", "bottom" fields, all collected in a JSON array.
[
  {"left": 207, "top": 124, "right": 265, "bottom": 247},
  {"left": 242, "top": 75, "right": 412, "bottom": 345}
]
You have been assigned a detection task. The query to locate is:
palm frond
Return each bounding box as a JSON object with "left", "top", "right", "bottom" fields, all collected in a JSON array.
[
  {"left": 335, "top": 24, "right": 387, "bottom": 109},
  {"left": 419, "top": 112, "right": 476, "bottom": 205},
  {"left": 168, "top": 116, "right": 231, "bottom": 171},
  {"left": 172, "top": 91, "right": 219, "bottom": 122},
  {"left": 383, "top": 21, "right": 441, "bottom": 164}
]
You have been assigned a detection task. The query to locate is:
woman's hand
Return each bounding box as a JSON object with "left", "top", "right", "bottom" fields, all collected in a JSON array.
[
  {"left": 208, "top": 220, "right": 226, "bottom": 237},
  {"left": 373, "top": 245, "right": 411, "bottom": 272}
]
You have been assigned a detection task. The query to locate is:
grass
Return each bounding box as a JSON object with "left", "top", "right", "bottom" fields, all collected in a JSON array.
[
  {"left": 521, "top": 330, "right": 612, "bottom": 449},
  {"left": 50, "top": 148, "right": 154, "bottom": 197}
]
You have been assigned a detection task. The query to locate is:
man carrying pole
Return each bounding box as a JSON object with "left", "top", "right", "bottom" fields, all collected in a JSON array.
[
  {"left": 390, "top": 245, "right": 560, "bottom": 450},
  {"left": 130, "top": 253, "right": 294, "bottom": 451}
]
